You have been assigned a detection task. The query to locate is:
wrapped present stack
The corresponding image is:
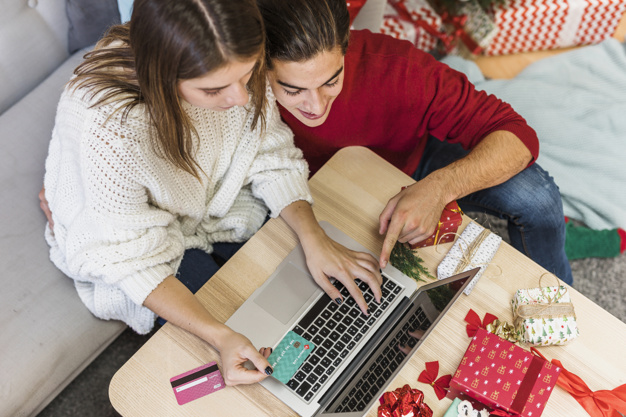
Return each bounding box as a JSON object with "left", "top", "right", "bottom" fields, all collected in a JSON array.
[
  {"left": 380, "top": 0, "right": 449, "bottom": 52},
  {"left": 432, "top": 0, "right": 626, "bottom": 56},
  {"left": 484, "top": 0, "right": 626, "bottom": 55},
  {"left": 449, "top": 328, "right": 561, "bottom": 417}
]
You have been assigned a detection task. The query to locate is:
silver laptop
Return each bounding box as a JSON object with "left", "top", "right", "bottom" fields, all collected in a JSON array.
[{"left": 227, "top": 221, "right": 477, "bottom": 417}]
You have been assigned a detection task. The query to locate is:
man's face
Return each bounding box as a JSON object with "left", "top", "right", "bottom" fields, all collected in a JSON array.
[{"left": 268, "top": 47, "right": 344, "bottom": 127}]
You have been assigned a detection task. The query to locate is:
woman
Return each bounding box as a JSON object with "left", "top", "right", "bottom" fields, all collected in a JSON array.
[
  {"left": 42, "top": 0, "right": 381, "bottom": 385},
  {"left": 257, "top": 0, "right": 573, "bottom": 285}
]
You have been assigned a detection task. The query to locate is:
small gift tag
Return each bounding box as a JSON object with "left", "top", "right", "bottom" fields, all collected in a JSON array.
[
  {"left": 437, "top": 222, "right": 501, "bottom": 295},
  {"left": 267, "top": 330, "right": 315, "bottom": 384}
]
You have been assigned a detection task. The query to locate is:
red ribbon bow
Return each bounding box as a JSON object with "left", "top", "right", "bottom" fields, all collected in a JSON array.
[
  {"left": 378, "top": 384, "right": 433, "bottom": 417},
  {"left": 417, "top": 361, "right": 451, "bottom": 400},
  {"left": 531, "top": 348, "right": 626, "bottom": 417},
  {"left": 464, "top": 308, "right": 498, "bottom": 338}
]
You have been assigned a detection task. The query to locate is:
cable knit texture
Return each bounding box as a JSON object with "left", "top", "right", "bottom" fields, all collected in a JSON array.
[{"left": 44, "top": 85, "right": 312, "bottom": 334}]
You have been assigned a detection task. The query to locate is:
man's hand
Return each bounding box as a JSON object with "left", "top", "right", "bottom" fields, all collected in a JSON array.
[
  {"left": 378, "top": 180, "right": 448, "bottom": 269},
  {"left": 378, "top": 131, "right": 532, "bottom": 269}
]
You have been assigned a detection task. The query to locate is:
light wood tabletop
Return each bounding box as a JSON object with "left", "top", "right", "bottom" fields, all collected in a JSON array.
[{"left": 110, "top": 146, "right": 626, "bottom": 416}]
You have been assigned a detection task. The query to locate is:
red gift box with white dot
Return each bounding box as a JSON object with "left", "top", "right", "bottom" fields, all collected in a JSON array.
[{"left": 449, "top": 328, "right": 561, "bottom": 417}]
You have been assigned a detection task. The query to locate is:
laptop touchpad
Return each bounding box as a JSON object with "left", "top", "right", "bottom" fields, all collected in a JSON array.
[{"left": 254, "top": 262, "right": 320, "bottom": 325}]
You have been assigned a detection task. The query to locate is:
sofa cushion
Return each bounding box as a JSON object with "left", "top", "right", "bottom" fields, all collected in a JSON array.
[
  {"left": 0, "top": 0, "right": 69, "bottom": 114},
  {"left": 0, "top": 49, "right": 125, "bottom": 417},
  {"left": 67, "top": 0, "right": 121, "bottom": 53}
]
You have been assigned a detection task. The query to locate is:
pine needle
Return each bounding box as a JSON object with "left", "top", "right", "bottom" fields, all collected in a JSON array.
[{"left": 389, "top": 242, "right": 435, "bottom": 283}]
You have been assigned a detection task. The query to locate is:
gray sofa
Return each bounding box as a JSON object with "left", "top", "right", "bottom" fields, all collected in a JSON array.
[{"left": 0, "top": 1, "right": 125, "bottom": 416}]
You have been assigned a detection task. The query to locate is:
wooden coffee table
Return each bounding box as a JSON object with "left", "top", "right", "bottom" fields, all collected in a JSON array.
[{"left": 110, "top": 146, "right": 626, "bottom": 416}]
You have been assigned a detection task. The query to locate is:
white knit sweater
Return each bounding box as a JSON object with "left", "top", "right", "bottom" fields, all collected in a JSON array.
[{"left": 44, "top": 85, "right": 312, "bottom": 334}]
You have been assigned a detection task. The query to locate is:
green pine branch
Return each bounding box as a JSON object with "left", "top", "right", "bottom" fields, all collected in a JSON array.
[{"left": 389, "top": 242, "right": 434, "bottom": 283}]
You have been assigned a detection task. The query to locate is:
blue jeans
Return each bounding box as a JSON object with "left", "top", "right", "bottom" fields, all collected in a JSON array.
[
  {"left": 413, "top": 136, "right": 573, "bottom": 285},
  {"left": 156, "top": 242, "right": 245, "bottom": 325}
]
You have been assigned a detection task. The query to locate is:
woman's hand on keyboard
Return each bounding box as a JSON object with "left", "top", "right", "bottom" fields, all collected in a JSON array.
[
  {"left": 279, "top": 201, "right": 382, "bottom": 315},
  {"left": 301, "top": 229, "right": 383, "bottom": 315}
]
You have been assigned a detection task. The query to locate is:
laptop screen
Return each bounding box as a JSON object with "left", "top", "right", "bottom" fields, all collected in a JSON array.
[{"left": 317, "top": 271, "right": 474, "bottom": 415}]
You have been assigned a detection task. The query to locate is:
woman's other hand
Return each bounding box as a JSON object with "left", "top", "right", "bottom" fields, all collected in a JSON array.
[
  {"left": 39, "top": 185, "right": 54, "bottom": 230},
  {"left": 214, "top": 328, "right": 273, "bottom": 386}
]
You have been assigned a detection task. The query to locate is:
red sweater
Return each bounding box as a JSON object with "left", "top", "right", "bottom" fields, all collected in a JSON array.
[{"left": 278, "top": 30, "right": 539, "bottom": 176}]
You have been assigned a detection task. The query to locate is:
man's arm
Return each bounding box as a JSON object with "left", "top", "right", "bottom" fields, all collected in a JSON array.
[{"left": 378, "top": 130, "right": 531, "bottom": 268}]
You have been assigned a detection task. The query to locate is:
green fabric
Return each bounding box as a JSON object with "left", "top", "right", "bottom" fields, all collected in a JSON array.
[
  {"left": 444, "top": 398, "right": 461, "bottom": 417},
  {"left": 564, "top": 222, "right": 621, "bottom": 260}
]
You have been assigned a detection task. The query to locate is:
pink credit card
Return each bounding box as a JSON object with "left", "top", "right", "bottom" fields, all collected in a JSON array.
[{"left": 170, "top": 362, "right": 225, "bottom": 405}]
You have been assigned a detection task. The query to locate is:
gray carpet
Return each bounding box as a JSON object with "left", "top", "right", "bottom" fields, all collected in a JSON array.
[{"left": 37, "top": 215, "right": 625, "bottom": 416}]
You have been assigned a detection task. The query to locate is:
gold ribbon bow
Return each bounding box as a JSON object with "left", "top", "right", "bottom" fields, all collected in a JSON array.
[{"left": 486, "top": 319, "right": 519, "bottom": 343}]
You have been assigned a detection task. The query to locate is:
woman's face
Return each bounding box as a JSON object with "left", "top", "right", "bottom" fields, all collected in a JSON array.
[
  {"left": 268, "top": 47, "right": 344, "bottom": 127},
  {"left": 178, "top": 58, "right": 257, "bottom": 110}
]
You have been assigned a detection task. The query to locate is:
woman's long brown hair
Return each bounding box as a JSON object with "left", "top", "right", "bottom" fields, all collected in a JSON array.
[{"left": 69, "top": 0, "right": 266, "bottom": 179}]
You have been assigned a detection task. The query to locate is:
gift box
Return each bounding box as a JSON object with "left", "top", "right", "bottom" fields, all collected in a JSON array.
[
  {"left": 450, "top": 328, "right": 561, "bottom": 417},
  {"left": 442, "top": 0, "right": 498, "bottom": 56},
  {"left": 347, "top": 0, "right": 368, "bottom": 25},
  {"left": 380, "top": 0, "right": 448, "bottom": 52},
  {"left": 410, "top": 200, "right": 463, "bottom": 249},
  {"left": 482, "top": 0, "right": 626, "bottom": 56},
  {"left": 437, "top": 222, "right": 502, "bottom": 295},
  {"left": 443, "top": 397, "right": 490, "bottom": 417},
  {"left": 512, "top": 285, "right": 579, "bottom": 346}
]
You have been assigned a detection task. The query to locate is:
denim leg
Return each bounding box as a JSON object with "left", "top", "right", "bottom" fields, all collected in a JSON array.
[
  {"left": 413, "top": 136, "right": 573, "bottom": 285},
  {"left": 156, "top": 242, "right": 245, "bottom": 325}
]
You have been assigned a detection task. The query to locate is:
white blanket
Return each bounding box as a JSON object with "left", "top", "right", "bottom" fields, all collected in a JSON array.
[{"left": 442, "top": 39, "right": 626, "bottom": 230}]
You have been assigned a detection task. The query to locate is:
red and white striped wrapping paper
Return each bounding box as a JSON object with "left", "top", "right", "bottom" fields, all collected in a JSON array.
[
  {"left": 380, "top": 0, "right": 445, "bottom": 52},
  {"left": 484, "top": 0, "right": 626, "bottom": 56}
]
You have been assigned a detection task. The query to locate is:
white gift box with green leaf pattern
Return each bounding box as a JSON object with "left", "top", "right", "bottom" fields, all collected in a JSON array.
[{"left": 511, "top": 285, "right": 579, "bottom": 346}]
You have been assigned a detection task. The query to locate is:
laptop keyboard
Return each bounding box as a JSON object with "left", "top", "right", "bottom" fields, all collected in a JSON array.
[
  {"left": 335, "top": 305, "right": 432, "bottom": 412},
  {"left": 286, "top": 275, "right": 402, "bottom": 402}
]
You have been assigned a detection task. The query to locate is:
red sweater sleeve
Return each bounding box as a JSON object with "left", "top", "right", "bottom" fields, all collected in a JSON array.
[{"left": 377, "top": 32, "right": 539, "bottom": 162}]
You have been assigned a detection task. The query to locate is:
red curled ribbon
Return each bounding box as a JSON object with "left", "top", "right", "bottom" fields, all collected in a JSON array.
[
  {"left": 531, "top": 348, "right": 626, "bottom": 417},
  {"left": 417, "top": 361, "right": 451, "bottom": 400},
  {"left": 464, "top": 308, "right": 498, "bottom": 338},
  {"left": 378, "top": 384, "right": 433, "bottom": 417}
]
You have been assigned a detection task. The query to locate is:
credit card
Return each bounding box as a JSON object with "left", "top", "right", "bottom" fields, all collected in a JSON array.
[
  {"left": 170, "top": 362, "right": 225, "bottom": 405},
  {"left": 267, "top": 330, "right": 315, "bottom": 384}
]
